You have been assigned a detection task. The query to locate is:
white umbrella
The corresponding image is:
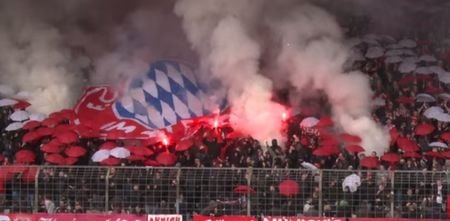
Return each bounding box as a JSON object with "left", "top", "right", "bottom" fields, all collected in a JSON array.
[
  {"left": 301, "top": 162, "right": 318, "bottom": 171},
  {"left": 385, "top": 56, "right": 402, "bottom": 63},
  {"left": 424, "top": 106, "right": 444, "bottom": 119},
  {"left": 387, "top": 44, "right": 402, "bottom": 49},
  {"left": 415, "top": 66, "right": 432, "bottom": 75},
  {"left": 438, "top": 93, "right": 450, "bottom": 101},
  {"left": 300, "top": 117, "right": 319, "bottom": 128},
  {"left": 372, "top": 97, "right": 386, "bottom": 107},
  {"left": 438, "top": 73, "right": 450, "bottom": 84},
  {"left": 428, "top": 141, "right": 448, "bottom": 149},
  {"left": 29, "top": 112, "right": 47, "bottom": 122},
  {"left": 10, "top": 110, "right": 29, "bottom": 121},
  {"left": 348, "top": 38, "right": 362, "bottom": 48},
  {"left": 435, "top": 113, "right": 450, "bottom": 122},
  {"left": 402, "top": 56, "right": 419, "bottom": 64},
  {"left": 398, "top": 62, "right": 416, "bottom": 73},
  {"left": 91, "top": 149, "right": 111, "bottom": 162},
  {"left": 429, "top": 66, "right": 446, "bottom": 75},
  {"left": 0, "top": 98, "right": 18, "bottom": 107},
  {"left": 419, "top": 54, "right": 437, "bottom": 62},
  {"left": 5, "top": 122, "right": 23, "bottom": 131},
  {"left": 415, "top": 93, "right": 436, "bottom": 103},
  {"left": 110, "top": 147, "right": 131, "bottom": 159},
  {"left": 342, "top": 174, "right": 361, "bottom": 193},
  {"left": 365, "top": 46, "right": 384, "bottom": 58},
  {"left": 399, "top": 49, "right": 416, "bottom": 56},
  {"left": 398, "top": 39, "right": 417, "bottom": 48},
  {"left": 385, "top": 49, "right": 403, "bottom": 57},
  {"left": 0, "top": 84, "right": 15, "bottom": 96}
]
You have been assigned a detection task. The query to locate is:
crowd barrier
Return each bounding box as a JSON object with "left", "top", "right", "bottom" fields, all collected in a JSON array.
[{"left": 0, "top": 166, "right": 448, "bottom": 220}]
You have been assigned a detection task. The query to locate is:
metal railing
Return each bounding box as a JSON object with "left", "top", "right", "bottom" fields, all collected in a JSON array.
[{"left": 0, "top": 166, "right": 448, "bottom": 219}]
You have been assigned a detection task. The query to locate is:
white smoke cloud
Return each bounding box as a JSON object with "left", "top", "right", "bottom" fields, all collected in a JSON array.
[{"left": 175, "top": 0, "right": 286, "bottom": 142}]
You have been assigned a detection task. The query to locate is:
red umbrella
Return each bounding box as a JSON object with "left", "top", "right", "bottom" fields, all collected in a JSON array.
[
  {"left": 156, "top": 152, "right": 177, "bottom": 166},
  {"left": 278, "top": 180, "right": 299, "bottom": 197},
  {"left": 175, "top": 139, "right": 194, "bottom": 151},
  {"left": 441, "top": 151, "right": 450, "bottom": 159},
  {"left": 403, "top": 151, "right": 421, "bottom": 159},
  {"left": 64, "top": 157, "right": 79, "bottom": 165},
  {"left": 100, "top": 157, "right": 121, "bottom": 166},
  {"left": 424, "top": 151, "right": 442, "bottom": 158},
  {"left": 320, "top": 137, "right": 339, "bottom": 147},
  {"left": 105, "top": 130, "right": 125, "bottom": 140},
  {"left": 316, "top": 116, "right": 333, "bottom": 128},
  {"left": 359, "top": 156, "right": 379, "bottom": 169},
  {"left": 45, "top": 154, "right": 65, "bottom": 165},
  {"left": 22, "top": 121, "right": 40, "bottom": 130},
  {"left": 36, "top": 127, "right": 55, "bottom": 137},
  {"left": 15, "top": 150, "right": 36, "bottom": 164},
  {"left": 126, "top": 146, "right": 153, "bottom": 156},
  {"left": 313, "top": 146, "right": 340, "bottom": 156},
  {"left": 396, "top": 96, "right": 414, "bottom": 104},
  {"left": 100, "top": 142, "right": 117, "bottom": 150},
  {"left": 397, "top": 137, "right": 419, "bottom": 152},
  {"left": 226, "top": 131, "right": 244, "bottom": 139},
  {"left": 40, "top": 143, "right": 61, "bottom": 154},
  {"left": 56, "top": 131, "right": 78, "bottom": 144},
  {"left": 127, "top": 155, "right": 146, "bottom": 161},
  {"left": 425, "top": 86, "right": 444, "bottom": 94},
  {"left": 22, "top": 131, "right": 40, "bottom": 143},
  {"left": 233, "top": 185, "right": 255, "bottom": 194},
  {"left": 54, "top": 124, "right": 74, "bottom": 133},
  {"left": 345, "top": 145, "right": 365, "bottom": 153},
  {"left": 65, "top": 146, "right": 87, "bottom": 158},
  {"left": 59, "top": 109, "right": 77, "bottom": 120},
  {"left": 14, "top": 100, "right": 31, "bottom": 110},
  {"left": 41, "top": 118, "right": 59, "bottom": 128},
  {"left": 339, "top": 133, "right": 362, "bottom": 143},
  {"left": 414, "top": 123, "right": 435, "bottom": 136},
  {"left": 381, "top": 152, "right": 401, "bottom": 163},
  {"left": 441, "top": 132, "right": 450, "bottom": 142},
  {"left": 144, "top": 159, "right": 161, "bottom": 166},
  {"left": 398, "top": 75, "right": 416, "bottom": 86}
]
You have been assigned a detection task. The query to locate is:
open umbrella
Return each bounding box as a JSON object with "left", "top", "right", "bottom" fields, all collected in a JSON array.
[
  {"left": 342, "top": 174, "right": 361, "bottom": 193},
  {"left": 100, "top": 157, "right": 121, "bottom": 166},
  {"left": 64, "top": 157, "right": 79, "bottom": 165},
  {"left": 29, "top": 112, "right": 47, "bottom": 122},
  {"left": 175, "top": 139, "right": 194, "bottom": 151},
  {"left": 340, "top": 133, "right": 362, "bottom": 143},
  {"left": 441, "top": 151, "right": 450, "bottom": 159},
  {"left": 10, "top": 110, "right": 29, "bottom": 121},
  {"left": 398, "top": 62, "right": 416, "bottom": 73},
  {"left": 56, "top": 131, "right": 78, "bottom": 144},
  {"left": 0, "top": 98, "right": 17, "bottom": 107},
  {"left": 5, "top": 122, "right": 23, "bottom": 131},
  {"left": 22, "top": 131, "right": 40, "bottom": 143},
  {"left": 41, "top": 118, "right": 59, "bottom": 128},
  {"left": 365, "top": 46, "right": 384, "bottom": 58},
  {"left": 424, "top": 151, "right": 442, "bottom": 158},
  {"left": 126, "top": 146, "right": 153, "bottom": 156},
  {"left": 300, "top": 117, "right": 319, "bottom": 128},
  {"left": 396, "top": 96, "right": 414, "bottom": 104},
  {"left": 278, "top": 180, "right": 299, "bottom": 197},
  {"left": 435, "top": 113, "right": 450, "bottom": 122},
  {"left": 233, "top": 185, "right": 255, "bottom": 194},
  {"left": 428, "top": 142, "right": 448, "bottom": 149},
  {"left": 110, "top": 147, "right": 131, "bottom": 159},
  {"left": 398, "top": 39, "right": 416, "bottom": 48},
  {"left": 415, "top": 66, "right": 432, "bottom": 75},
  {"left": 414, "top": 123, "right": 435, "bottom": 136},
  {"left": 385, "top": 56, "right": 402, "bottom": 63},
  {"left": 36, "top": 127, "right": 54, "bottom": 137},
  {"left": 359, "top": 156, "right": 379, "bottom": 169},
  {"left": 91, "top": 149, "right": 111, "bottom": 162},
  {"left": 15, "top": 150, "right": 36, "bottom": 164},
  {"left": 415, "top": 93, "right": 436, "bottom": 103},
  {"left": 40, "top": 143, "right": 61, "bottom": 154},
  {"left": 301, "top": 162, "right": 319, "bottom": 171},
  {"left": 439, "top": 93, "right": 450, "bottom": 101},
  {"left": 403, "top": 151, "right": 421, "bottom": 159},
  {"left": 65, "top": 146, "right": 87, "bottom": 158},
  {"left": 144, "top": 159, "right": 161, "bottom": 167},
  {"left": 396, "top": 137, "right": 419, "bottom": 152},
  {"left": 345, "top": 145, "right": 365, "bottom": 153},
  {"left": 127, "top": 155, "right": 146, "bottom": 161},
  {"left": 381, "top": 153, "right": 400, "bottom": 163},
  {"left": 156, "top": 152, "right": 177, "bottom": 166},
  {"left": 424, "top": 106, "right": 444, "bottom": 119},
  {"left": 419, "top": 54, "right": 437, "bottom": 62},
  {"left": 14, "top": 100, "right": 31, "bottom": 110},
  {"left": 45, "top": 154, "right": 65, "bottom": 165},
  {"left": 441, "top": 132, "right": 450, "bottom": 142},
  {"left": 313, "top": 146, "right": 340, "bottom": 157},
  {"left": 22, "top": 121, "right": 40, "bottom": 130}
]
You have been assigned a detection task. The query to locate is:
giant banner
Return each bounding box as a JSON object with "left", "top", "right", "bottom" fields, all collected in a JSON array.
[
  {"left": 262, "top": 217, "right": 344, "bottom": 221},
  {"left": 193, "top": 215, "right": 257, "bottom": 221},
  {"left": 0, "top": 214, "right": 181, "bottom": 221}
]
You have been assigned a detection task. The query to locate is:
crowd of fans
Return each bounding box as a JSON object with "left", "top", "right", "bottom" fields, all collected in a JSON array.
[{"left": 0, "top": 14, "right": 449, "bottom": 220}]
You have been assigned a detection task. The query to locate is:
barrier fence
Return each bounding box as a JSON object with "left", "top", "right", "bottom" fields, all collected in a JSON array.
[{"left": 0, "top": 166, "right": 448, "bottom": 220}]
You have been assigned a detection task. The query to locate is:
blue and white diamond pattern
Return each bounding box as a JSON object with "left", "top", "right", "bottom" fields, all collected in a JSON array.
[{"left": 114, "top": 60, "right": 212, "bottom": 129}]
